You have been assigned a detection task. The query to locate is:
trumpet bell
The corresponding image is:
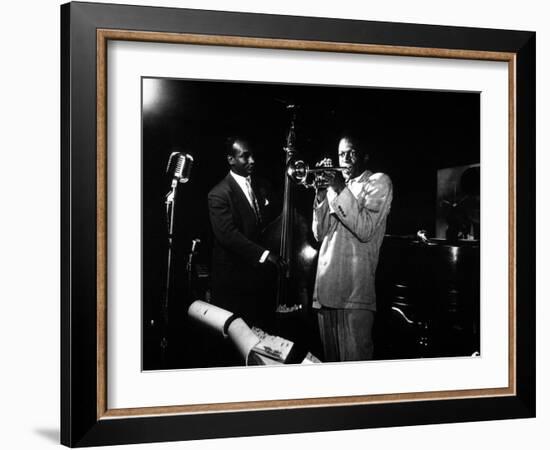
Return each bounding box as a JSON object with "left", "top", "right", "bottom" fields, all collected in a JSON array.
[{"left": 287, "top": 159, "right": 309, "bottom": 183}]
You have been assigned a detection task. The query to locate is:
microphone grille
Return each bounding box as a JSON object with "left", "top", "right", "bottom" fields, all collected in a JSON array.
[
  {"left": 179, "top": 153, "right": 194, "bottom": 184},
  {"left": 174, "top": 154, "right": 185, "bottom": 178}
]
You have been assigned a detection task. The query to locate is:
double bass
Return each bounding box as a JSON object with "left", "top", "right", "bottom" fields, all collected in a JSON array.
[{"left": 262, "top": 105, "right": 319, "bottom": 339}]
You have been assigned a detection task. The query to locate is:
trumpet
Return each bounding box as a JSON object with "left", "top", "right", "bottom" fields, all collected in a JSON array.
[{"left": 287, "top": 159, "right": 346, "bottom": 189}]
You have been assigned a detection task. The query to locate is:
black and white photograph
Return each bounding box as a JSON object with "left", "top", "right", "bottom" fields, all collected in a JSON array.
[{"left": 141, "top": 77, "right": 481, "bottom": 370}]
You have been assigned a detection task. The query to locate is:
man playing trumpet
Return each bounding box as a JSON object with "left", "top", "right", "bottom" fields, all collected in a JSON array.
[{"left": 312, "top": 133, "right": 393, "bottom": 362}]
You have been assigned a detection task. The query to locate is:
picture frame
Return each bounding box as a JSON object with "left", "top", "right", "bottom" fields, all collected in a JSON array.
[{"left": 61, "top": 1, "right": 535, "bottom": 447}]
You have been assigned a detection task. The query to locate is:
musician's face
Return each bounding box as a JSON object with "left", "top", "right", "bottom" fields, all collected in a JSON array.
[
  {"left": 228, "top": 140, "right": 255, "bottom": 177},
  {"left": 338, "top": 137, "right": 367, "bottom": 181}
]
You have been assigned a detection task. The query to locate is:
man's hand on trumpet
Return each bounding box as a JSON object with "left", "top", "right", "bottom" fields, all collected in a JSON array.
[
  {"left": 314, "top": 158, "right": 346, "bottom": 201},
  {"left": 313, "top": 158, "right": 331, "bottom": 202}
]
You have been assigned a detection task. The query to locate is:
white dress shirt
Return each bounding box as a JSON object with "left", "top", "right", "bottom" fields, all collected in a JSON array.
[{"left": 230, "top": 170, "right": 270, "bottom": 263}]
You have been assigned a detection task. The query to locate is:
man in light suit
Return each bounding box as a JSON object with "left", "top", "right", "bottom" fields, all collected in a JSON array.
[
  {"left": 208, "top": 137, "right": 285, "bottom": 331},
  {"left": 312, "top": 133, "right": 393, "bottom": 362}
]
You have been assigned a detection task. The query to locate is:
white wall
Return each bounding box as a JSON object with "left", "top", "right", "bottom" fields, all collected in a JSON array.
[{"left": 0, "top": 1, "right": 546, "bottom": 449}]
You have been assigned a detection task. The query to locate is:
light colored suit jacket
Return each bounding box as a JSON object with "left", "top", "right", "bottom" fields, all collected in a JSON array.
[{"left": 312, "top": 170, "right": 393, "bottom": 311}]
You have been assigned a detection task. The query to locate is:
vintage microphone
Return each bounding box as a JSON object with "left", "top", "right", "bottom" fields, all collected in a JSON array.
[
  {"left": 161, "top": 151, "right": 194, "bottom": 363},
  {"left": 166, "top": 151, "right": 194, "bottom": 187},
  {"left": 165, "top": 152, "right": 194, "bottom": 243}
]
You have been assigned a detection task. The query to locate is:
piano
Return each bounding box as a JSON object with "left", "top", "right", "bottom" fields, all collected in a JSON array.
[{"left": 375, "top": 235, "right": 480, "bottom": 359}]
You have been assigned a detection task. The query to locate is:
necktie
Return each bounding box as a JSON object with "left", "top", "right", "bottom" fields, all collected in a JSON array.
[{"left": 246, "top": 177, "right": 262, "bottom": 223}]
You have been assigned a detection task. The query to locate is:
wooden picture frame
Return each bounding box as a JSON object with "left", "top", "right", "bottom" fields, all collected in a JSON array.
[{"left": 61, "top": 1, "right": 535, "bottom": 446}]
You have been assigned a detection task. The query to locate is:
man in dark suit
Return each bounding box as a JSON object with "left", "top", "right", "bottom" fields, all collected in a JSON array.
[{"left": 208, "top": 137, "right": 285, "bottom": 331}]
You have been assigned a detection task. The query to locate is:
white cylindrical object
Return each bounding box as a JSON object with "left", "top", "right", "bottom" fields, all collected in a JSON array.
[
  {"left": 188, "top": 300, "right": 262, "bottom": 364},
  {"left": 226, "top": 318, "right": 261, "bottom": 363},
  {"left": 187, "top": 300, "right": 233, "bottom": 336}
]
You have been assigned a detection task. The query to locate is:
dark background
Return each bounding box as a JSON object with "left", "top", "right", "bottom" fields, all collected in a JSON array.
[{"left": 142, "top": 77, "right": 480, "bottom": 369}]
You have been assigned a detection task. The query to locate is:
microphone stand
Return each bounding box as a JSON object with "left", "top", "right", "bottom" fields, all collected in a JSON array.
[
  {"left": 187, "top": 239, "right": 200, "bottom": 302},
  {"left": 161, "top": 178, "right": 179, "bottom": 365}
]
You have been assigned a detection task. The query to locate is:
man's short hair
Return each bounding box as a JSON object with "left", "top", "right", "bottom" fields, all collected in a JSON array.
[{"left": 225, "top": 136, "right": 252, "bottom": 157}]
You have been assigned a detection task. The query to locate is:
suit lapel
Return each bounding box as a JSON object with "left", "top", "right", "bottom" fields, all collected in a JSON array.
[
  {"left": 250, "top": 178, "right": 267, "bottom": 220},
  {"left": 226, "top": 173, "right": 258, "bottom": 224}
]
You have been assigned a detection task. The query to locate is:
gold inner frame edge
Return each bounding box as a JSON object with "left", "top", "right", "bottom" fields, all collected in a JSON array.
[{"left": 95, "top": 29, "right": 517, "bottom": 419}]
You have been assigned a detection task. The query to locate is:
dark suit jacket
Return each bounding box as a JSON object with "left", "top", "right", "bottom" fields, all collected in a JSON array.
[{"left": 208, "top": 172, "right": 275, "bottom": 325}]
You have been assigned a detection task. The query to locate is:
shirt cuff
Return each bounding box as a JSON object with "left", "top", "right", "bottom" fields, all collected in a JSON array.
[
  {"left": 314, "top": 197, "right": 327, "bottom": 209},
  {"left": 312, "top": 299, "right": 322, "bottom": 309},
  {"left": 259, "top": 250, "right": 270, "bottom": 263}
]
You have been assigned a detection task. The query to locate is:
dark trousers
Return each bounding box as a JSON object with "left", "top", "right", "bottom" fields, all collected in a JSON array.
[{"left": 317, "top": 307, "right": 375, "bottom": 362}]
